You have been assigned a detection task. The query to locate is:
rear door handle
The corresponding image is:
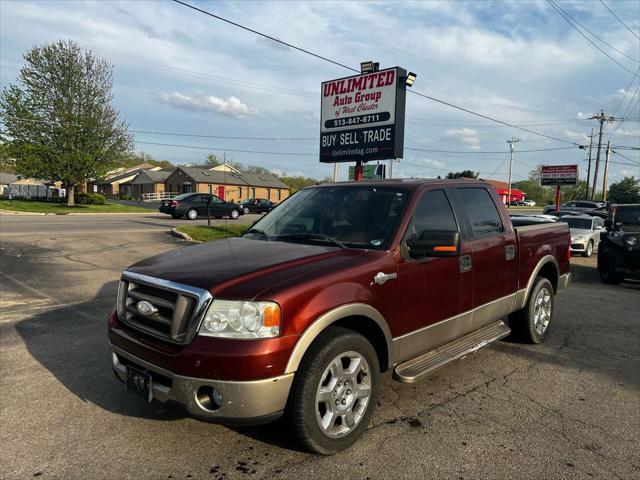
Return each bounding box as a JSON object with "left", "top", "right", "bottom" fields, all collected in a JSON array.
[{"left": 459, "top": 255, "right": 472, "bottom": 273}]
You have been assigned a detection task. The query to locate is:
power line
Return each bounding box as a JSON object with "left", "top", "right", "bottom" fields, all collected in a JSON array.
[
  {"left": 171, "top": 0, "right": 583, "bottom": 147},
  {"left": 171, "top": 0, "right": 359, "bottom": 73},
  {"left": 599, "top": 0, "right": 640, "bottom": 40},
  {"left": 611, "top": 67, "right": 640, "bottom": 116},
  {"left": 132, "top": 129, "right": 315, "bottom": 141},
  {"left": 546, "top": 0, "right": 637, "bottom": 76},
  {"left": 134, "top": 140, "right": 315, "bottom": 156},
  {"left": 405, "top": 146, "right": 576, "bottom": 154},
  {"left": 548, "top": 1, "right": 639, "bottom": 64},
  {"left": 612, "top": 150, "right": 640, "bottom": 165}
]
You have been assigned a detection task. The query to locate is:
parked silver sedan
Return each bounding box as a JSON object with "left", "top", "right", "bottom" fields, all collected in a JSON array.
[{"left": 559, "top": 215, "right": 605, "bottom": 257}]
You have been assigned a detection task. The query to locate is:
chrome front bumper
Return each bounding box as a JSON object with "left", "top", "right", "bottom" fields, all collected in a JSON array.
[{"left": 111, "top": 345, "right": 294, "bottom": 424}]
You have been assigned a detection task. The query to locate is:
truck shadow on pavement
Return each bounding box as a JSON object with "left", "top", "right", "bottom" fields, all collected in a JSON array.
[{"left": 14, "top": 281, "right": 186, "bottom": 422}]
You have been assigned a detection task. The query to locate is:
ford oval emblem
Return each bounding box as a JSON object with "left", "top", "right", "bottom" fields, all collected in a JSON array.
[{"left": 136, "top": 300, "right": 157, "bottom": 316}]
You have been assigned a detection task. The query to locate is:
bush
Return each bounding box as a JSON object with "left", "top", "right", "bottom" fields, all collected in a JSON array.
[
  {"left": 76, "top": 192, "right": 106, "bottom": 205},
  {"left": 119, "top": 194, "right": 134, "bottom": 201}
]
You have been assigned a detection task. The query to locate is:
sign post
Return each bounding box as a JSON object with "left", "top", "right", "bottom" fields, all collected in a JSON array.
[
  {"left": 540, "top": 165, "right": 578, "bottom": 212},
  {"left": 320, "top": 66, "right": 408, "bottom": 179}
]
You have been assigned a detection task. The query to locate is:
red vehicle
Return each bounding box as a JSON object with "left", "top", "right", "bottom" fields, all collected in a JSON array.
[{"left": 108, "top": 179, "right": 570, "bottom": 454}]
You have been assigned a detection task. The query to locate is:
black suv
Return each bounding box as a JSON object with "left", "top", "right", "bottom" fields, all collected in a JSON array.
[
  {"left": 238, "top": 198, "right": 277, "bottom": 215},
  {"left": 597, "top": 204, "right": 640, "bottom": 284},
  {"left": 159, "top": 193, "right": 242, "bottom": 220}
]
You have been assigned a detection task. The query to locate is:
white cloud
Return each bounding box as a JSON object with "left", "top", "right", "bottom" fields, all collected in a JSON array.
[
  {"left": 158, "top": 92, "right": 259, "bottom": 118},
  {"left": 619, "top": 169, "right": 635, "bottom": 177},
  {"left": 445, "top": 128, "right": 481, "bottom": 150}
]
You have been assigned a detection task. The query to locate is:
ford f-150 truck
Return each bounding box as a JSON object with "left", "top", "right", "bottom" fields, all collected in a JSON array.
[{"left": 108, "top": 179, "right": 570, "bottom": 454}]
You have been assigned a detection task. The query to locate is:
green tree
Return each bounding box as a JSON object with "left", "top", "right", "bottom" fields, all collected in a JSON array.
[
  {"left": 118, "top": 151, "right": 173, "bottom": 171},
  {"left": 0, "top": 40, "right": 132, "bottom": 205},
  {"left": 608, "top": 177, "right": 640, "bottom": 203},
  {"left": 0, "top": 143, "right": 17, "bottom": 173},
  {"left": 206, "top": 154, "right": 221, "bottom": 168},
  {"left": 446, "top": 170, "right": 478, "bottom": 179},
  {"left": 279, "top": 175, "right": 318, "bottom": 193}
]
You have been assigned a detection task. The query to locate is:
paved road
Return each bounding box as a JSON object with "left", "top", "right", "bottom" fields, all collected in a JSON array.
[{"left": 1, "top": 213, "right": 639, "bottom": 479}]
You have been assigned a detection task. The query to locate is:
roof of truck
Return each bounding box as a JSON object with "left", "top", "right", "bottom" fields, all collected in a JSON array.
[{"left": 312, "top": 178, "right": 487, "bottom": 190}]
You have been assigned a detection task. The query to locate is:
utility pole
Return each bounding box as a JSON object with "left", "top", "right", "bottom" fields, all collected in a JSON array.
[
  {"left": 333, "top": 163, "right": 339, "bottom": 182},
  {"left": 389, "top": 158, "right": 394, "bottom": 179},
  {"left": 506, "top": 137, "right": 520, "bottom": 208},
  {"left": 602, "top": 141, "right": 612, "bottom": 202},
  {"left": 589, "top": 110, "right": 616, "bottom": 201},
  {"left": 585, "top": 128, "right": 594, "bottom": 199}
]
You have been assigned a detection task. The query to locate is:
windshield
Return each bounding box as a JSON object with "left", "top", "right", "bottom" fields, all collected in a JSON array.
[
  {"left": 245, "top": 186, "right": 410, "bottom": 249},
  {"left": 616, "top": 206, "right": 640, "bottom": 226},
  {"left": 560, "top": 217, "right": 592, "bottom": 230}
]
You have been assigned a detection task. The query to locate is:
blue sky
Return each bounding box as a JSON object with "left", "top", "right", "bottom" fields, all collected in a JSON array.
[{"left": 1, "top": 0, "right": 638, "bottom": 183}]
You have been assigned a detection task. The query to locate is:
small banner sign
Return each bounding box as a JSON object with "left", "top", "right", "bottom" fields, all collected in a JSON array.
[
  {"left": 320, "top": 67, "right": 407, "bottom": 163},
  {"left": 347, "top": 164, "right": 386, "bottom": 180},
  {"left": 541, "top": 165, "right": 578, "bottom": 186}
]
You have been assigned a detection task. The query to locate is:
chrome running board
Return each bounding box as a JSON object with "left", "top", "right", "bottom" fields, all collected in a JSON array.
[{"left": 393, "top": 320, "right": 511, "bottom": 384}]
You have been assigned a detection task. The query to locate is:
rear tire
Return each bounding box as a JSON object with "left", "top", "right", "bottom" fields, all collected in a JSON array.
[
  {"left": 287, "top": 327, "right": 380, "bottom": 455},
  {"left": 187, "top": 208, "right": 198, "bottom": 220},
  {"left": 243, "top": 207, "right": 250, "bottom": 215},
  {"left": 598, "top": 249, "right": 624, "bottom": 284},
  {"left": 508, "top": 277, "right": 554, "bottom": 344},
  {"left": 582, "top": 240, "right": 593, "bottom": 258},
  {"left": 229, "top": 209, "right": 240, "bottom": 220}
]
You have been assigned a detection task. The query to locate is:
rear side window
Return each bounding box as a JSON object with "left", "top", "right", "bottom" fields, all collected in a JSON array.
[
  {"left": 458, "top": 188, "right": 504, "bottom": 237},
  {"left": 405, "top": 190, "right": 458, "bottom": 240}
]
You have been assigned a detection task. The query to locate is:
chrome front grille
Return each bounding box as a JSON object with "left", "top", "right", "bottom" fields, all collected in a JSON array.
[{"left": 117, "top": 272, "right": 212, "bottom": 344}]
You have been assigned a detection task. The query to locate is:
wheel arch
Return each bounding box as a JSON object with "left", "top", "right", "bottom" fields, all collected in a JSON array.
[
  {"left": 514, "top": 255, "right": 559, "bottom": 311},
  {"left": 284, "top": 304, "right": 394, "bottom": 375}
]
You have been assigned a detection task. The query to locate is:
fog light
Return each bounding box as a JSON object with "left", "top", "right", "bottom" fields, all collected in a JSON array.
[{"left": 196, "top": 386, "right": 222, "bottom": 411}]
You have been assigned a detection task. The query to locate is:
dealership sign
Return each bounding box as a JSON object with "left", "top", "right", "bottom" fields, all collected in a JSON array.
[
  {"left": 540, "top": 165, "right": 578, "bottom": 186},
  {"left": 320, "top": 67, "right": 407, "bottom": 163}
]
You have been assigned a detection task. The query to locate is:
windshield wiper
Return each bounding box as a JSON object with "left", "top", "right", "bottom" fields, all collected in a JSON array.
[
  {"left": 274, "top": 233, "right": 349, "bottom": 249},
  {"left": 243, "top": 228, "right": 270, "bottom": 240}
]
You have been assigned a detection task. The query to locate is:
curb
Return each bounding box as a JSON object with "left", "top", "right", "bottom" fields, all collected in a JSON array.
[
  {"left": 170, "top": 228, "right": 202, "bottom": 243},
  {"left": 0, "top": 209, "right": 48, "bottom": 215},
  {"left": 0, "top": 209, "right": 161, "bottom": 216}
]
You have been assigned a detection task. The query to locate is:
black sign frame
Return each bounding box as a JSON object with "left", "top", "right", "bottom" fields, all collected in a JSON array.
[{"left": 319, "top": 67, "right": 407, "bottom": 164}]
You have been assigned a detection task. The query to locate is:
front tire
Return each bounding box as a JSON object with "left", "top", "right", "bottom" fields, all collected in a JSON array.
[
  {"left": 229, "top": 209, "right": 240, "bottom": 220},
  {"left": 186, "top": 208, "right": 198, "bottom": 220},
  {"left": 508, "top": 277, "right": 554, "bottom": 344},
  {"left": 288, "top": 327, "right": 379, "bottom": 454},
  {"left": 582, "top": 240, "right": 593, "bottom": 258},
  {"left": 598, "top": 249, "right": 623, "bottom": 284},
  {"left": 243, "top": 207, "right": 250, "bottom": 215}
]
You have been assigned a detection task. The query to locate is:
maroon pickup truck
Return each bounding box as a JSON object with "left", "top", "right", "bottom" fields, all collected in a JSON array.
[{"left": 108, "top": 179, "right": 570, "bottom": 454}]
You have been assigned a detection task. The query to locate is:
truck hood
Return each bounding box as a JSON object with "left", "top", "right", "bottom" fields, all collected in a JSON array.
[{"left": 125, "top": 237, "right": 364, "bottom": 296}]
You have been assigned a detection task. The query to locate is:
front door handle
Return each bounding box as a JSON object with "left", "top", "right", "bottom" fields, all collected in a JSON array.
[
  {"left": 459, "top": 255, "right": 472, "bottom": 273},
  {"left": 373, "top": 272, "right": 397, "bottom": 285}
]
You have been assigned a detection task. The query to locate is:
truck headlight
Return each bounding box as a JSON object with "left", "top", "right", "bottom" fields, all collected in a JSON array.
[{"left": 199, "top": 300, "right": 280, "bottom": 339}]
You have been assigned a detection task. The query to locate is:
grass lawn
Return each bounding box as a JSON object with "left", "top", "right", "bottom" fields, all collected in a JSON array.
[
  {"left": 176, "top": 224, "right": 251, "bottom": 242},
  {"left": 0, "top": 199, "right": 150, "bottom": 214}
]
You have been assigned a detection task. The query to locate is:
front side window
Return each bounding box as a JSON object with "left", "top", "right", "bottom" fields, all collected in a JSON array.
[
  {"left": 405, "top": 190, "right": 458, "bottom": 241},
  {"left": 246, "top": 186, "right": 409, "bottom": 250},
  {"left": 458, "top": 188, "right": 504, "bottom": 237}
]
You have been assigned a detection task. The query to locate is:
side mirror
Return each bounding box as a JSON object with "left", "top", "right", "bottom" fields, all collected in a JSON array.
[
  {"left": 405, "top": 230, "right": 460, "bottom": 259},
  {"left": 604, "top": 219, "right": 612, "bottom": 229}
]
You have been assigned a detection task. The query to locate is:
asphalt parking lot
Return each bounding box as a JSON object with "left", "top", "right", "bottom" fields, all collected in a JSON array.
[{"left": 1, "top": 213, "right": 639, "bottom": 479}]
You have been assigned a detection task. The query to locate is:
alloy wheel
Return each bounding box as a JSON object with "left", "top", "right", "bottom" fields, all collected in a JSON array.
[
  {"left": 533, "top": 287, "right": 552, "bottom": 335},
  {"left": 315, "top": 351, "right": 371, "bottom": 438}
]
